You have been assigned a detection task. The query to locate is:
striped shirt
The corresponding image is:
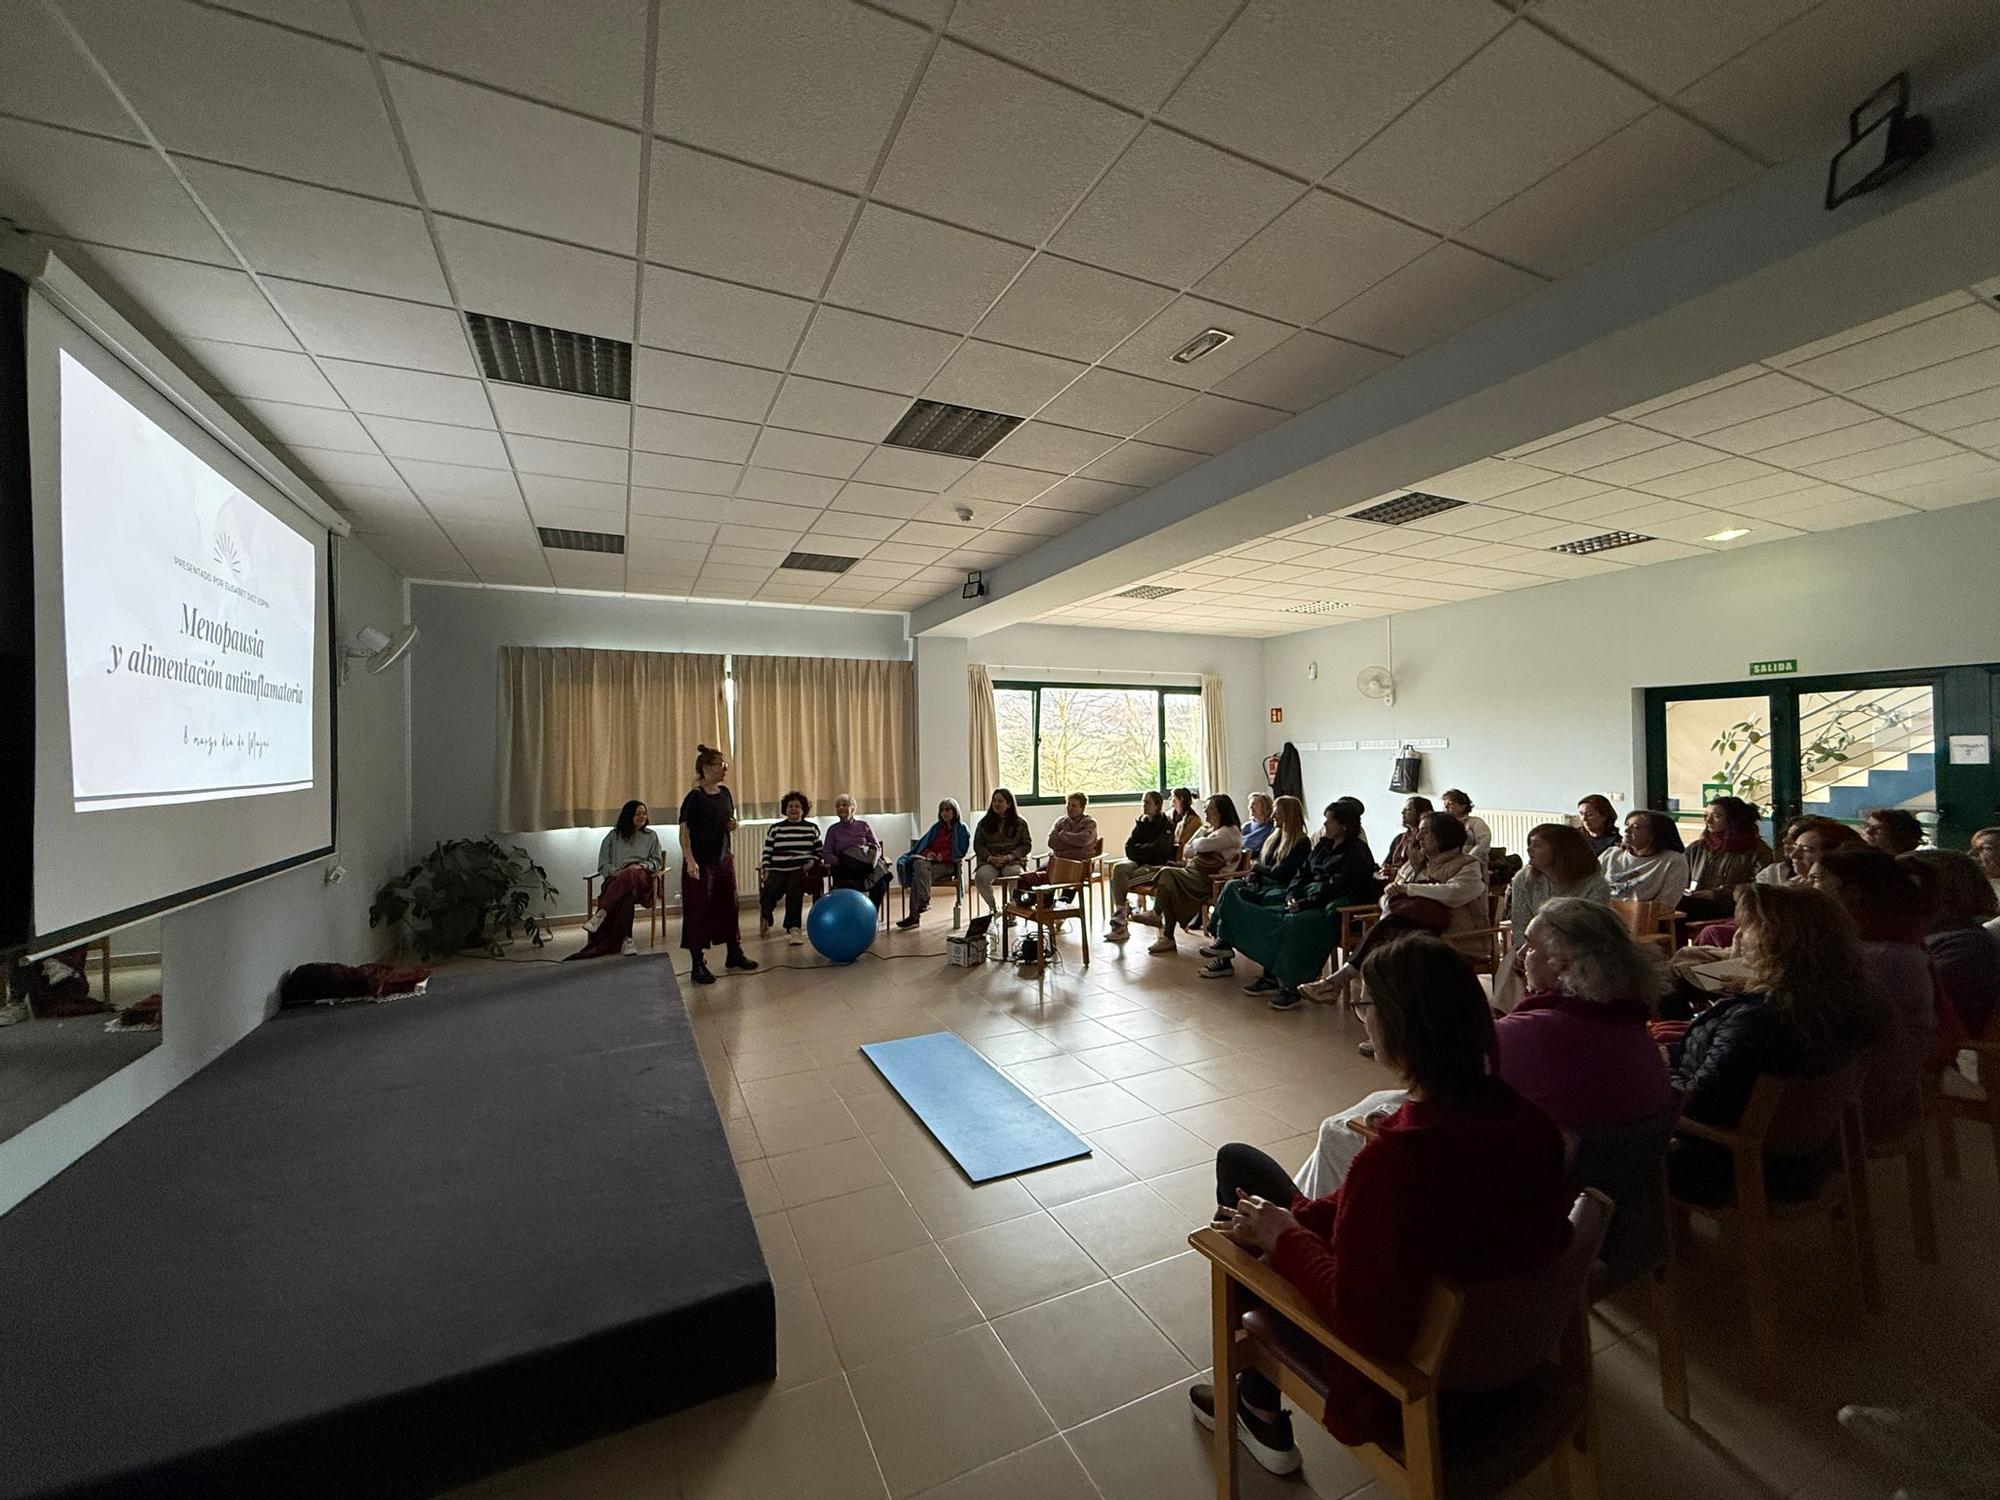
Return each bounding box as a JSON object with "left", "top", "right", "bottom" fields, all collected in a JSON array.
[{"left": 763, "top": 818, "right": 822, "bottom": 872}]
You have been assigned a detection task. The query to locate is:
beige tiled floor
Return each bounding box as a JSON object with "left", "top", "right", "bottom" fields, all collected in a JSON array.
[{"left": 449, "top": 917, "right": 2000, "bottom": 1500}]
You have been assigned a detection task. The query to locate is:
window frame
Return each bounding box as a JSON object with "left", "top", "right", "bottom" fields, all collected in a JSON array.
[{"left": 991, "top": 678, "right": 1204, "bottom": 806}]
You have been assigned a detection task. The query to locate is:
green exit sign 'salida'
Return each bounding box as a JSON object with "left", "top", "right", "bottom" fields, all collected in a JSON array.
[{"left": 1748, "top": 658, "right": 1798, "bottom": 676}]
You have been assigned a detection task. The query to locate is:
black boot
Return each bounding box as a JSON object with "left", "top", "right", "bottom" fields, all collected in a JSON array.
[
  {"left": 725, "top": 946, "right": 758, "bottom": 972},
  {"left": 690, "top": 951, "right": 714, "bottom": 985}
]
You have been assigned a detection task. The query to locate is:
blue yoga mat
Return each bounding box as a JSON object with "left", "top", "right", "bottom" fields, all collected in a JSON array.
[{"left": 860, "top": 1032, "right": 1091, "bottom": 1183}]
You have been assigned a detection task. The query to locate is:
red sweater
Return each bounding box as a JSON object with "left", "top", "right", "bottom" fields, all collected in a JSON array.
[{"left": 1269, "top": 1086, "right": 1571, "bottom": 1447}]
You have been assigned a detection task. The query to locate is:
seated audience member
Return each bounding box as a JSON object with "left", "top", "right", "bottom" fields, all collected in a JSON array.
[
  {"left": 1168, "top": 786, "right": 1203, "bottom": 852},
  {"left": 1971, "top": 826, "right": 2000, "bottom": 917},
  {"left": 894, "top": 798, "right": 968, "bottom": 929},
  {"left": 1379, "top": 795, "right": 1434, "bottom": 878},
  {"left": 1495, "top": 823, "right": 1611, "bottom": 1007},
  {"left": 1663, "top": 884, "right": 1880, "bottom": 1203},
  {"left": 1013, "top": 792, "right": 1100, "bottom": 902},
  {"left": 1864, "top": 807, "right": 1925, "bottom": 855},
  {"left": 1194, "top": 935, "right": 1570, "bottom": 1474},
  {"left": 965, "top": 788, "right": 1032, "bottom": 940},
  {"left": 1440, "top": 789, "right": 1492, "bottom": 865},
  {"left": 823, "top": 793, "right": 891, "bottom": 913},
  {"left": 1908, "top": 849, "right": 2000, "bottom": 1039},
  {"left": 1681, "top": 795, "right": 1776, "bottom": 923},
  {"left": 575, "top": 799, "right": 661, "bottom": 959},
  {"left": 1105, "top": 790, "right": 1179, "bottom": 942},
  {"left": 759, "top": 791, "right": 824, "bottom": 944},
  {"left": 1298, "top": 899, "right": 1673, "bottom": 1195},
  {"left": 1241, "top": 793, "right": 1276, "bottom": 859},
  {"left": 1201, "top": 798, "right": 1378, "bottom": 1009},
  {"left": 1810, "top": 845, "right": 1948, "bottom": 1144},
  {"left": 1304, "top": 812, "right": 1487, "bottom": 1015},
  {"left": 1577, "top": 794, "right": 1621, "bottom": 854},
  {"left": 1144, "top": 795, "right": 1244, "bottom": 955},
  {"left": 1600, "top": 810, "right": 1690, "bottom": 905},
  {"left": 1757, "top": 815, "right": 1819, "bottom": 886},
  {"left": 1692, "top": 817, "right": 1863, "bottom": 946}
]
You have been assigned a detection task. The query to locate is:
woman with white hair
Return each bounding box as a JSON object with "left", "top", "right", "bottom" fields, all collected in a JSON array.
[
  {"left": 1294, "top": 898, "right": 1672, "bottom": 1196},
  {"left": 823, "top": 793, "right": 891, "bottom": 912}
]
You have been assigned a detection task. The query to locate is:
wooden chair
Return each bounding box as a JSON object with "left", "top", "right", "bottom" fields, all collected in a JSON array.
[
  {"left": 1200, "top": 852, "right": 1255, "bottom": 934},
  {"left": 1865, "top": 1111, "right": 1939, "bottom": 1265},
  {"left": 1610, "top": 899, "right": 1682, "bottom": 953},
  {"left": 1002, "top": 856, "right": 1091, "bottom": 1000},
  {"left": 1571, "top": 1110, "right": 1689, "bottom": 1419},
  {"left": 1192, "top": 1190, "right": 1612, "bottom": 1500},
  {"left": 1666, "top": 1065, "right": 1879, "bottom": 1394},
  {"left": 1929, "top": 1016, "right": 2000, "bottom": 1184},
  {"left": 582, "top": 868, "right": 666, "bottom": 947}
]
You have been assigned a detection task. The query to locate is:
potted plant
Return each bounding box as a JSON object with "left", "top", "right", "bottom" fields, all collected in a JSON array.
[{"left": 370, "top": 838, "right": 559, "bottom": 959}]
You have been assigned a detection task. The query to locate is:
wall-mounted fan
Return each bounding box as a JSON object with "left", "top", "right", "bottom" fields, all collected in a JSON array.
[
  {"left": 1356, "top": 664, "right": 1396, "bottom": 707},
  {"left": 342, "top": 622, "right": 419, "bottom": 683}
]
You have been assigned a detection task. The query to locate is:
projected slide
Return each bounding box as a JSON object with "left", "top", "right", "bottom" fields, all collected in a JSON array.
[{"left": 59, "top": 351, "right": 316, "bottom": 811}]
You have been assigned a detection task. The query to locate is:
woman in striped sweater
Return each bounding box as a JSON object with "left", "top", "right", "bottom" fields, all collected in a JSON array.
[{"left": 759, "top": 790, "right": 824, "bottom": 946}]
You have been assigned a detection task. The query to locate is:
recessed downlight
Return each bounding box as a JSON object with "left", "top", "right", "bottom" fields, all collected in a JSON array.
[
  {"left": 1704, "top": 527, "right": 1752, "bottom": 542},
  {"left": 1171, "top": 328, "right": 1235, "bottom": 364}
]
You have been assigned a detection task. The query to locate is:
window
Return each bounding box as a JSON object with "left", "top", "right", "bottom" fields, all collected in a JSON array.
[{"left": 992, "top": 681, "right": 1204, "bottom": 804}]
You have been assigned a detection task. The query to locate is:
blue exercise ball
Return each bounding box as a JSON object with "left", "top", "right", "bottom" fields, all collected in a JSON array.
[{"left": 806, "top": 888, "right": 877, "bottom": 963}]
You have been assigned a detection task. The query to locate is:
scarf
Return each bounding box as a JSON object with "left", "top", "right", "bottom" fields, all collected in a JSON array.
[
  {"left": 1701, "top": 826, "right": 1760, "bottom": 854},
  {"left": 1512, "top": 988, "right": 1653, "bottom": 1026}
]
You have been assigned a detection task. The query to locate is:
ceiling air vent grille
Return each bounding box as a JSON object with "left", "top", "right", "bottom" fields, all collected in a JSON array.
[
  {"left": 469, "top": 313, "right": 631, "bottom": 401},
  {"left": 537, "top": 526, "right": 625, "bottom": 554},
  {"left": 780, "top": 551, "right": 858, "bottom": 574},
  {"left": 1115, "top": 584, "right": 1181, "bottom": 600},
  {"left": 1349, "top": 491, "right": 1465, "bottom": 526},
  {"left": 1286, "top": 599, "right": 1355, "bottom": 614},
  {"left": 1551, "top": 530, "right": 1653, "bottom": 555},
  {"left": 884, "top": 399, "right": 1023, "bottom": 459}
]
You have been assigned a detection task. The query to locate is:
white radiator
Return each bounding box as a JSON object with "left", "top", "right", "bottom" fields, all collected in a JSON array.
[{"left": 1481, "top": 809, "right": 1574, "bottom": 855}]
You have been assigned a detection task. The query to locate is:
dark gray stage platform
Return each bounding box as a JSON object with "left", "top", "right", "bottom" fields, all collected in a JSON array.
[{"left": 0, "top": 953, "right": 774, "bottom": 1499}]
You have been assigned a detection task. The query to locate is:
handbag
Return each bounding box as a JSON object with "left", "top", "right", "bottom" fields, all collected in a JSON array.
[
  {"left": 1388, "top": 744, "right": 1421, "bottom": 795},
  {"left": 834, "top": 840, "right": 883, "bottom": 882},
  {"left": 1384, "top": 890, "right": 1451, "bottom": 931}
]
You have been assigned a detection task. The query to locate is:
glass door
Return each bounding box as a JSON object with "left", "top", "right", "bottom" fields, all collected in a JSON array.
[
  {"left": 1658, "top": 691, "right": 1784, "bottom": 847},
  {"left": 1795, "top": 682, "right": 1938, "bottom": 841}
]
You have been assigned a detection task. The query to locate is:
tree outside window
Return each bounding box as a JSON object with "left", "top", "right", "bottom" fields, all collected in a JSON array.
[{"left": 992, "top": 681, "right": 1204, "bottom": 803}]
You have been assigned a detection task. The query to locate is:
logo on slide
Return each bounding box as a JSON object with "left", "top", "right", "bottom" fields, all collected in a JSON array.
[{"left": 211, "top": 527, "right": 243, "bottom": 577}]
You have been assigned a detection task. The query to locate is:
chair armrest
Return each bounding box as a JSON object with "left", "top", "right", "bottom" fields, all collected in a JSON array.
[
  {"left": 1187, "top": 1227, "right": 1433, "bottom": 1402},
  {"left": 1671, "top": 1116, "right": 1742, "bottom": 1149}
]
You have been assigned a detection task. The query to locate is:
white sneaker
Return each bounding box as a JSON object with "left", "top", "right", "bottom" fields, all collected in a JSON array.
[
  {"left": 787, "top": 929, "right": 805, "bottom": 946},
  {"left": 582, "top": 910, "right": 605, "bottom": 935},
  {"left": 0, "top": 1000, "right": 28, "bottom": 1027},
  {"left": 621, "top": 938, "right": 637, "bottom": 956}
]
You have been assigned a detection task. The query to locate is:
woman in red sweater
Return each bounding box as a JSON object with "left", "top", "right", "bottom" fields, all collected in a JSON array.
[{"left": 1191, "top": 935, "right": 1572, "bottom": 1476}]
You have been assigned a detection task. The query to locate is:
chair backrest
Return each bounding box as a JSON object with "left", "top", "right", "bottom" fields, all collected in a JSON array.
[
  {"left": 1753, "top": 1060, "right": 1865, "bottom": 1156},
  {"left": 1570, "top": 1110, "right": 1676, "bottom": 1290},
  {"left": 1043, "top": 856, "right": 1090, "bottom": 891},
  {"left": 1611, "top": 899, "right": 1671, "bottom": 936},
  {"left": 1437, "top": 1190, "right": 1612, "bottom": 1391}
]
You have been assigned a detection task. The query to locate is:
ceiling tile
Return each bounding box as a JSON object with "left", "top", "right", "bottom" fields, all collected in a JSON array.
[
  {"left": 1782, "top": 305, "right": 2000, "bottom": 394},
  {"left": 1314, "top": 243, "right": 1544, "bottom": 357},
  {"left": 1049, "top": 125, "right": 1299, "bottom": 288},
  {"left": 1197, "top": 190, "right": 1438, "bottom": 326},
  {"left": 805, "top": 511, "right": 903, "bottom": 542},
  {"left": 1211, "top": 331, "right": 1396, "bottom": 411},
  {"left": 1768, "top": 292, "right": 1973, "bottom": 367},
  {"left": 1457, "top": 108, "right": 1760, "bottom": 279},
  {"left": 850, "top": 448, "right": 974, "bottom": 491},
  {"left": 185, "top": 339, "right": 343, "bottom": 408},
  {"left": 0, "top": 120, "right": 223, "bottom": 263},
  {"left": 874, "top": 42, "right": 1137, "bottom": 243},
  {"left": 1629, "top": 370, "right": 1821, "bottom": 439},
  {"left": 970, "top": 255, "right": 1176, "bottom": 364},
  {"left": 947, "top": 464, "right": 1059, "bottom": 502},
  {"left": 630, "top": 453, "right": 742, "bottom": 492},
  {"left": 1102, "top": 296, "right": 1293, "bottom": 390},
  {"left": 1328, "top": 24, "right": 1650, "bottom": 234},
  {"left": 1633, "top": 455, "right": 1782, "bottom": 499},
  {"left": 510, "top": 433, "right": 630, "bottom": 483},
  {"left": 289, "top": 446, "right": 403, "bottom": 487},
  {"left": 1035, "top": 476, "right": 1144, "bottom": 514},
  {"left": 632, "top": 348, "right": 782, "bottom": 420},
  {"left": 1851, "top": 346, "right": 2000, "bottom": 416},
  {"left": 526, "top": 480, "right": 625, "bottom": 517},
  {"left": 263, "top": 278, "right": 476, "bottom": 374},
  {"left": 1746, "top": 415, "right": 1916, "bottom": 470},
  {"left": 1802, "top": 434, "right": 1962, "bottom": 483},
  {"left": 1136, "top": 394, "right": 1286, "bottom": 454},
  {"left": 1035, "top": 369, "right": 1192, "bottom": 435},
  {"left": 767, "top": 377, "right": 909, "bottom": 443},
  {"left": 361, "top": 414, "right": 511, "bottom": 468},
  {"left": 1580, "top": 439, "right": 1728, "bottom": 488},
  {"left": 1612, "top": 367, "right": 1764, "bottom": 420},
  {"left": 1901, "top": 386, "right": 2000, "bottom": 435},
  {"left": 435, "top": 217, "right": 636, "bottom": 340},
  {"left": 62, "top": 0, "right": 413, "bottom": 199},
  {"left": 891, "top": 520, "right": 982, "bottom": 548},
  {"left": 322, "top": 361, "right": 493, "bottom": 425},
  {"left": 749, "top": 427, "right": 873, "bottom": 479},
  {"left": 1162, "top": 0, "right": 1505, "bottom": 178},
  {"left": 1529, "top": 0, "right": 1812, "bottom": 95},
  {"left": 791, "top": 307, "right": 958, "bottom": 393},
  {"left": 383, "top": 62, "right": 641, "bottom": 254},
  {"left": 629, "top": 494, "right": 730, "bottom": 526},
  {"left": 235, "top": 397, "right": 376, "bottom": 454},
  {"left": 64, "top": 244, "right": 299, "bottom": 349},
  {"left": 639, "top": 268, "right": 814, "bottom": 368},
  {"left": 0, "top": 2, "right": 139, "bottom": 138},
  {"left": 490, "top": 386, "right": 631, "bottom": 447},
  {"left": 1081, "top": 440, "right": 1205, "bottom": 487},
  {"left": 831, "top": 482, "right": 931, "bottom": 519},
  {"left": 825, "top": 204, "right": 1031, "bottom": 334},
  {"left": 985, "top": 423, "right": 1121, "bottom": 475},
  {"left": 1764, "top": 494, "right": 1915, "bottom": 530},
  {"left": 1698, "top": 394, "right": 1878, "bottom": 456},
  {"left": 646, "top": 144, "right": 856, "bottom": 298},
  {"left": 1511, "top": 421, "right": 1673, "bottom": 474},
  {"left": 991, "top": 507, "right": 1085, "bottom": 538},
  {"left": 866, "top": 540, "right": 949, "bottom": 563},
  {"left": 735, "top": 468, "right": 843, "bottom": 504},
  {"left": 655, "top": 0, "right": 928, "bottom": 193},
  {"left": 635, "top": 408, "right": 761, "bottom": 463},
  {"left": 915, "top": 494, "right": 1015, "bottom": 525},
  {"left": 360, "top": 0, "right": 650, "bottom": 126},
  {"left": 924, "top": 341, "right": 1086, "bottom": 416},
  {"left": 396, "top": 457, "right": 524, "bottom": 506},
  {"left": 1848, "top": 449, "right": 2000, "bottom": 494}
]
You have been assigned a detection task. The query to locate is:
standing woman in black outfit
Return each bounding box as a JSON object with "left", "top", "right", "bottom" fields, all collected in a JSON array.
[{"left": 678, "top": 744, "right": 758, "bottom": 985}]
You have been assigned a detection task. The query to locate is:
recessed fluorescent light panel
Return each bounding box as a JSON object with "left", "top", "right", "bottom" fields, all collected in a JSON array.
[
  {"left": 1115, "top": 585, "right": 1182, "bottom": 600},
  {"left": 1705, "top": 528, "right": 1752, "bottom": 542},
  {"left": 469, "top": 314, "right": 631, "bottom": 401},
  {"left": 1171, "top": 328, "right": 1235, "bottom": 365},
  {"left": 884, "top": 399, "right": 1023, "bottom": 458},
  {"left": 537, "top": 526, "right": 625, "bottom": 554},
  {"left": 1552, "top": 530, "right": 1653, "bottom": 555},
  {"left": 779, "top": 551, "right": 857, "bottom": 574},
  {"left": 1349, "top": 491, "right": 1465, "bottom": 526}
]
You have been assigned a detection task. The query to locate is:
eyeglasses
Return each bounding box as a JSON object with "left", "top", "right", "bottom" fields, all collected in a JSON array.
[{"left": 1350, "top": 998, "right": 1374, "bottom": 1013}]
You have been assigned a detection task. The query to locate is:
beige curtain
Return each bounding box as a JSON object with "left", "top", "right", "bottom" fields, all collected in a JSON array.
[
  {"left": 968, "top": 664, "right": 1000, "bottom": 812},
  {"left": 1201, "top": 673, "right": 1229, "bottom": 799},
  {"left": 734, "top": 654, "right": 915, "bottom": 819},
  {"left": 498, "top": 647, "right": 727, "bottom": 832}
]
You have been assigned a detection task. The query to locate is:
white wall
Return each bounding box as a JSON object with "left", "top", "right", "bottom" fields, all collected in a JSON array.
[
  {"left": 1261, "top": 498, "right": 2000, "bottom": 821},
  {"left": 1, "top": 539, "right": 410, "bottom": 1214}
]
